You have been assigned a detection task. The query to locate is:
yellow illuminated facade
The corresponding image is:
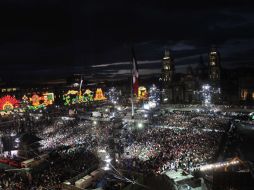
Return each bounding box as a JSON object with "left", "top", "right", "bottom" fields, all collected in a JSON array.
[{"left": 138, "top": 86, "right": 148, "bottom": 100}]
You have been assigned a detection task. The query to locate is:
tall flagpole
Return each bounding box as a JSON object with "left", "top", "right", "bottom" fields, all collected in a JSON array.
[
  {"left": 131, "top": 80, "right": 134, "bottom": 119},
  {"left": 79, "top": 75, "right": 83, "bottom": 101},
  {"left": 79, "top": 76, "right": 83, "bottom": 94},
  {"left": 130, "top": 47, "right": 134, "bottom": 119}
]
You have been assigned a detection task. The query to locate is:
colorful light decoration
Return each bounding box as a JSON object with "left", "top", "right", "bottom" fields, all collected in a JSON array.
[
  {"left": 28, "top": 104, "right": 45, "bottom": 110},
  {"left": 0, "top": 110, "right": 13, "bottom": 116},
  {"left": 63, "top": 88, "right": 106, "bottom": 106},
  {"left": 0, "top": 95, "right": 19, "bottom": 111},
  {"left": 42, "top": 93, "right": 54, "bottom": 106},
  {"left": 63, "top": 89, "right": 94, "bottom": 106},
  {"left": 28, "top": 93, "right": 54, "bottom": 110},
  {"left": 22, "top": 95, "right": 29, "bottom": 102},
  {"left": 19, "top": 95, "right": 29, "bottom": 110},
  {"left": 67, "top": 90, "right": 79, "bottom": 104},
  {"left": 63, "top": 94, "right": 71, "bottom": 106},
  {"left": 30, "top": 94, "right": 43, "bottom": 107},
  {"left": 66, "top": 90, "right": 79, "bottom": 95},
  {"left": 138, "top": 86, "right": 148, "bottom": 100},
  {"left": 83, "top": 89, "right": 93, "bottom": 102},
  {"left": 63, "top": 90, "right": 79, "bottom": 106},
  {"left": 94, "top": 88, "right": 107, "bottom": 101},
  {"left": 71, "top": 97, "right": 79, "bottom": 104}
]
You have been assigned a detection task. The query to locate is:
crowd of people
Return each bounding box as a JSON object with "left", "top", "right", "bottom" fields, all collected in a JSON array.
[
  {"left": 0, "top": 105, "right": 246, "bottom": 189},
  {"left": 120, "top": 111, "right": 230, "bottom": 174},
  {"left": 152, "top": 111, "right": 229, "bottom": 130},
  {"left": 0, "top": 146, "right": 98, "bottom": 190}
]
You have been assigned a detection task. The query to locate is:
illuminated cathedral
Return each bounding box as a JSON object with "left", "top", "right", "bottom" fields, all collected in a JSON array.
[{"left": 160, "top": 47, "right": 223, "bottom": 104}]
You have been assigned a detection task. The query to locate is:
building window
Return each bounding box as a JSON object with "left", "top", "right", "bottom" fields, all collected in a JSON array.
[
  {"left": 241, "top": 89, "right": 248, "bottom": 100},
  {"left": 252, "top": 91, "right": 254, "bottom": 100}
]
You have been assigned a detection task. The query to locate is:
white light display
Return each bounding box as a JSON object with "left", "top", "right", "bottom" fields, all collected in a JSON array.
[
  {"left": 196, "top": 84, "right": 221, "bottom": 106},
  {"left": 148, "top": 84, "right": 160, "bottom": 106},
  {"left": 106, "top": 87, "right": 121, "bottom": 104},
  {"left": 202, "top": 84, "right": 212, "bottom": 106},
  {"left": 143, "top": 103, "right": 150, "bottom": 110}
]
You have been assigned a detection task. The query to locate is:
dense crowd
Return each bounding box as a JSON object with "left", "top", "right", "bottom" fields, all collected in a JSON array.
[
  {"left": 0, "top": 146, "right": 98, "bottom": 190},
  {"left": 35, "top": 118, "right": 112, "bottom": 153},
  {"left": 0, "top": 106, "right": 242, "bottom": 190},
  {"left": 152, "top": 111, "right": 229, "bottom": 130},
  {"left": 120, "top": 111, "right": 229, "bottom": 174}
]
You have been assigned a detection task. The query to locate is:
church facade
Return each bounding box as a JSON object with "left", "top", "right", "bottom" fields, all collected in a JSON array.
[{"left": 160, "top": 47, "right": 236, "bottom": 105}]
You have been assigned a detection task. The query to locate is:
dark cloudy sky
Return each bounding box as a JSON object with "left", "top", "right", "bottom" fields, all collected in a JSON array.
[{"left": 0, "top": 0, "right": 254, "bottom": 82}]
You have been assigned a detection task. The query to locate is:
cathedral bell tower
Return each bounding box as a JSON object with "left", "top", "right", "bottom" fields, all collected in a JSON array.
[
  {"left": 161, "top": 49, "right": 175, "bottom": 83},
  {"left": 208, "top": 46, "right": 222, "bottom": 104},
  {"left": 160, "top": 49, "right": 175, "bottom": 103},
  {"left": 208, "top": 46, "right": 221, "bottom": 84}
]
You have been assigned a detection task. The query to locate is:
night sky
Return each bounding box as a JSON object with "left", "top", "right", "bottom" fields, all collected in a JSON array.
[{"left": 0, "top": 1, "right": 254, "bottom": 82}]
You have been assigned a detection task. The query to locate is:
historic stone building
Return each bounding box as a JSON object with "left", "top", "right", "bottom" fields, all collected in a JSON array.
[
  {"left": 160, "top": 46, "right": 254, "bottom": 105},
  {"left": 160, "top": 47, "right": 228, "bottom": 105}
]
